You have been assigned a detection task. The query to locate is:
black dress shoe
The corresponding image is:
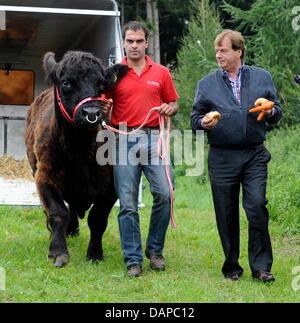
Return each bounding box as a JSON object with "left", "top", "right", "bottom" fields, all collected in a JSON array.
[
  {"left": 252, "top": 270, "right": 275, "bottom": 283},
  {"left": 226, "top": 274, "right": 241, "bottom": 281}
]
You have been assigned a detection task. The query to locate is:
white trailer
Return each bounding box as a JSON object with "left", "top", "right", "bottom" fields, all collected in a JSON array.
[
  {"left": 0, "top": 0, "right": 124, "bottom": 159},
  {"left": 0, "top": 2, "right": 145, "bottom": 207}
]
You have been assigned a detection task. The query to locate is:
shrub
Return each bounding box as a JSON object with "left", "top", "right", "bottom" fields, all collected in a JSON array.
[
  {"left": 266, "top": 126, "right": 300, "bottom": 232},
  {"left": 222, "top": 0, "right": 300, "bottom": 127},
  {"left": 173, "top": 0, "right": 222, "bottom": 129}
]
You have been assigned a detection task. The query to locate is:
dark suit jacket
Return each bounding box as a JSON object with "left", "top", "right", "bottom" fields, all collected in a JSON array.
[{"left": 191, "top": 65, "right": 282, "bottom": 145}]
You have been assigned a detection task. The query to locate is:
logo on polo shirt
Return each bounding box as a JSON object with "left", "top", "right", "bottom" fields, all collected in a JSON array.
[{"left": 146, "top": 81, "right": 160, "bottom": 86}]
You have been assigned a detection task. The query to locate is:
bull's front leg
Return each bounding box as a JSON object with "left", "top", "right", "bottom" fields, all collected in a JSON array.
[
  {"left": 37, "top": 182, "right": 70, "bottom": 267},
  {"left": 86, "top": 193, "right": 117, "bottom": 262},
  {"left": 86, "top": 203, "right": 108, "bottom": 262}
]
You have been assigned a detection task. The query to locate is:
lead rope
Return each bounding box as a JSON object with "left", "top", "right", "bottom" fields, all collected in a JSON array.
[{"left": 102, "top": 107, "right": 176, "bottom": 229}]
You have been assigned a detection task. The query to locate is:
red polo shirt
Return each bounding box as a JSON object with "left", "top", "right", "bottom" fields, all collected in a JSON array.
[{"left": 109, "top": 55, "right": 179, "bottom": 127}]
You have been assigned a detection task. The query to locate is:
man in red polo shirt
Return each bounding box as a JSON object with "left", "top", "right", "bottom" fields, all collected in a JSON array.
[{"left": 103, "top": 21, "right": 179, "bottom": 277}]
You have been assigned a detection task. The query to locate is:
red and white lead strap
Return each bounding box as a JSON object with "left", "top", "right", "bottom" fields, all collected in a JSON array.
[{"left": 102, "top": 107, "right": 176, "bottom": 229}]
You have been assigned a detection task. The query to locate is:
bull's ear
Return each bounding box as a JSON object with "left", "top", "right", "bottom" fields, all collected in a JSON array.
[
  {"left": 104, "top": 64, "right": 128, "bottom": 89},
  {"left": 43, "top": 52, "right": 57, "bottom": 85}
]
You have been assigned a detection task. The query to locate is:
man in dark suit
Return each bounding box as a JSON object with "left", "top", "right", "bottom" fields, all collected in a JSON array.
[{"left": 191, "top": 29, "right": 282, "bottom": 282}]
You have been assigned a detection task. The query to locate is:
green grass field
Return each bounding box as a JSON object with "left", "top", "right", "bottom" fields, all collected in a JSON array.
[{"left": 0, "top": 127, "right": 300, "bottom": 303}]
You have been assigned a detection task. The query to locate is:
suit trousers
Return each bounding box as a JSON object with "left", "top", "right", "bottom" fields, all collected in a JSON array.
[{"left": 208, "top": 144, "right": 273, "bottom": 277}]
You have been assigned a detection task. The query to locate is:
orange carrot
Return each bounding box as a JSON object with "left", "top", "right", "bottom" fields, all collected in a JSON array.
[
  {"left": 257, "top": 111, "right": 266, "bottom": 121},
  {"left": 249, "top": 101, "right": 274, "bottom": 112}
]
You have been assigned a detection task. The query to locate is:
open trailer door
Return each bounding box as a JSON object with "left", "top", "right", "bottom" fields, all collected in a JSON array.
[{"left": 0, "top": 0, "right": 124, "bottom": 159}]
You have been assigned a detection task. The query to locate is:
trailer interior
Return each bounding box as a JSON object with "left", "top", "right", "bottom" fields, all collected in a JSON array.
[{"left": 0, "top": 0, "right": 123, "bottom": 159}]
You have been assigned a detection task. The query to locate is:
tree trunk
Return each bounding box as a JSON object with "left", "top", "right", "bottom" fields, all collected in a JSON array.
[
  {"left": 152, "top": 1, "right": 160, "bottom": 64},
  {"left": 120, "top": 0, "right": 124, "bottom": 28},
  {"left": 146, "top": 0, "right": 160, "bottom": 64},
  {"left": 146, "top": 0, "right": 154, "bottom": 60}
]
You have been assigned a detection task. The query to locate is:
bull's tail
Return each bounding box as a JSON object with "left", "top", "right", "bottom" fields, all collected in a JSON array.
[{"left": 44, "top": 210, "right": 52, "bottom": 236}]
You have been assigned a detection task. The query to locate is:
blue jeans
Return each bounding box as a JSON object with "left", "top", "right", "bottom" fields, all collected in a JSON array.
[{"left": 114, "top": 131, "right": 174, "bottom": 267}]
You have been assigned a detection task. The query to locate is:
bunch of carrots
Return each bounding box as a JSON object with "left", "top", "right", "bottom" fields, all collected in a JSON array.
[{"left": 249, "top": 98, "right": 274, "bottom": 121}]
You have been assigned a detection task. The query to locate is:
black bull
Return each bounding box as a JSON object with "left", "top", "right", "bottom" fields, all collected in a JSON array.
[{"left": 25, "top": 51, "right": 127, "bottom": 267}]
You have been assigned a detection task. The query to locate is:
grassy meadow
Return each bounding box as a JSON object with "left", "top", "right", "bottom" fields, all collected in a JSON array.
[{"left": 0, "top": 127, "right": 300, "bottom": 303}]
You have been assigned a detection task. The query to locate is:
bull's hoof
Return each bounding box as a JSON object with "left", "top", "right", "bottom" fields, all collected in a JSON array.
[
  {"left": 53, "top": 254, "right": 69, "bottom": 267},
  {"left": 86, "top": 253, "right": 104, "bottom": 263},
  {"left": 86, "top": 243, "right": 103, "bottom": 263}
]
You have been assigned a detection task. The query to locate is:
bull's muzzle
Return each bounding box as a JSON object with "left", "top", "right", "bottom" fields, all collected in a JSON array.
[{"left": 82, "top": 106, "right": 101, "bottom": 124}]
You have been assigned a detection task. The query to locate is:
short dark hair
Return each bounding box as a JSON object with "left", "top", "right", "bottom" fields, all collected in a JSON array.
[{"left": 122, "top": 21, "right": 149, "bottom": 40}]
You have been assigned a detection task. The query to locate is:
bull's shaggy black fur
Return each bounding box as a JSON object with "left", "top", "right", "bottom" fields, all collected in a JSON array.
[{"left": 25, "top": 51, "right": 127, "bottom": 267}]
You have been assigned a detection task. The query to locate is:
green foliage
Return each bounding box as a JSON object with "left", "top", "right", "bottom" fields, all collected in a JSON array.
[
  {"left": 118, "top": 0, "right": 190, "bottom": 65},
  {"left": 173, "top": 0, "right": 222, "bottom": 129},
  {"left": 156, "top": 0, "right": 191, "bottom": 65},
  {"left": 266, "top": 126, "right": 300, "bottom": 233},
  {"left": 222, "top": 0, "right": 300, "bottom": 127},
  {"left": 210, "top": 0, "right": 256, "bottom": 30},
  {"left": 173, "top": 0, "right": 300, "bottom": 129}
]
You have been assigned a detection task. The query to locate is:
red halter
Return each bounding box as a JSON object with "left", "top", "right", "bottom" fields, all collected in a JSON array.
[{"left": 55, "top": 87, "right": 110, "bottom": 124}]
